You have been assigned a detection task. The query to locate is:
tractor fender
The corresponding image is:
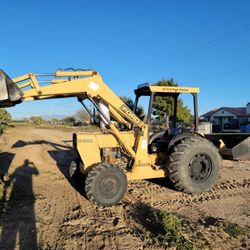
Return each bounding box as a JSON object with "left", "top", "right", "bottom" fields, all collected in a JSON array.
[
  {"left": 168, "top": 131, "right": 204, "bottom": 151},
  {"left": 148, "top": 130, "right": 165, "bottom": 145}
]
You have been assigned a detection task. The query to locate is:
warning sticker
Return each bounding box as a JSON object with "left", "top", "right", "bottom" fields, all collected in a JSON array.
[
  {"left": 141, "top": 138, "right": 147, "bottom": 150},
  {"left": 89, "top": 81, "right": 99, "bottom": 91}
]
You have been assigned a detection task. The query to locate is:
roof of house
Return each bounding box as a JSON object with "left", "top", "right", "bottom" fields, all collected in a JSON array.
[{"left": 202, "top": 107, "right": 248, "bottom": 117}]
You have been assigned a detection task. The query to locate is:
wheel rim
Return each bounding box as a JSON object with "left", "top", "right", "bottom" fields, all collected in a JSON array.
[
  {"left": 188, "top": 154, "right": 212, "bottom": 183},
  {"left": 98, "top": 174, "right": 120, "bottom": 199}
]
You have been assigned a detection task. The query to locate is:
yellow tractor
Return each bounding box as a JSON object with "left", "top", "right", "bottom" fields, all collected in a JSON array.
[{"left": 0, "top": 68, "right": 221, "bottom": 206}]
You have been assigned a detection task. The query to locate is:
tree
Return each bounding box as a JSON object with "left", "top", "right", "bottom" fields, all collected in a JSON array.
[
  {"left": 61, "top": 116, "right": 76, "bottom": 125},
  {"left": 51, "top": 118, "right": 59, "bottom": 125},
  {"left": 0, "top": 109, "right": 11, "bottom": 124},
  {"left": 75, "top": 109, "right": 91, "bottom": 124},
  {"left": 23, "top": 118, "right": 30, "bottom": 123},
  {"left": 29, "top": 116, "right": 44, "bottom": 125},
  {"left": 152, "top": 79, "right": 192, "bottom": 122},
  {"left": 120, "top": 96, "right": 145, "bottom": 120}
]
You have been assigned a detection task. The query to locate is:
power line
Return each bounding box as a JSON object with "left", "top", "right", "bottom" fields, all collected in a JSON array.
[
  {"left": 183, "top": 65, "right": 250, "bottom": 84},
  {"left": 136, "top": 23, "right": 250, "bottom": 76},
  {"left": 118, "top": 22, "right": 250, "bottom": 81},
  {"left": 110, "top": 12, "right": 250, "bottom": 82}
]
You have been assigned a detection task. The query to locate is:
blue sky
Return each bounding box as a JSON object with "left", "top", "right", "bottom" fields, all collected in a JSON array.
[{"left": 1, "top": 0, "right": 250, "bottom": 119}]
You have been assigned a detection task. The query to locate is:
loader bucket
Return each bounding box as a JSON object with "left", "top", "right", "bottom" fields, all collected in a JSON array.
[
  {"left": 232, "top": 137, "right": 250, "bottom": 161},
  {"left": 0, "top": 70, "right": 23, "bottom": 107}
]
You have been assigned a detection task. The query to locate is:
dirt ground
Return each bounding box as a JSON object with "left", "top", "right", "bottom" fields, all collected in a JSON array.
[{"left": 0, "top": 126, "right": 249, "bottom": 249}]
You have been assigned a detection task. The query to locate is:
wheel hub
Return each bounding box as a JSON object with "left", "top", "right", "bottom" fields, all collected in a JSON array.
[
  {"left": 99, "top": 175, "right": 119, "bottom": 199},
  {"left": 188, "top": 154, "right": 212, "bottom": 183}
]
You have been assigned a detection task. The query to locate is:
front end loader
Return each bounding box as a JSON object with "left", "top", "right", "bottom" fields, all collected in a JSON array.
[{"left": 0, "top": 68, "right": 221, "bottom": 206}]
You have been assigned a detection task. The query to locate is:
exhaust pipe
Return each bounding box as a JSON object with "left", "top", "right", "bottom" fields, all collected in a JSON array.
[
  {"left": 0, "top": 70, "right": 23, "bottom": 107},
  {"left": 97, "top": 99, "right": 110, "bottom": 130}
]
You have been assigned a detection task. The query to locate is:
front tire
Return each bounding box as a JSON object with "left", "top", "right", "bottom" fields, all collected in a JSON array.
[
  {"left": 69, "top": 159, "right": 85, "bottom": 183},
  {"left": 85, "top": 163, "right": 127, "bottom": 206},
  {"left": 168, "top": 137, "right": 221, "bottom": 193}
]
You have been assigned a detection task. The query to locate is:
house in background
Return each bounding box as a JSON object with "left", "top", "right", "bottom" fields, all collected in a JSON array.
[{"left": 201, "top": 103, "right": 250, "bottom": 132}]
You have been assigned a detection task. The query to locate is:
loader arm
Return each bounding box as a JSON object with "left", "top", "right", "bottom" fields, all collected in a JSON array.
[
  {"left": 4, "top": 69, "right": 147, "bottom": 158},
  {"left": 13, "top": 70, "right": 143, "bottom": 126}
]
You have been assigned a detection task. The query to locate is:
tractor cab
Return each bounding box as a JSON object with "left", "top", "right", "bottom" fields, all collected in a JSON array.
[{"left": 133, "top": 83, "right": 200, "bottom": 152}]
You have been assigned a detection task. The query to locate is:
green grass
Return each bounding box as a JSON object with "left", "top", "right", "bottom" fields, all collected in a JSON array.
[
  {"left": 151, "top": 211, "right": 194, "bottom": 249},
  {"left": 0, "top": 124, "right": 7, "bottom": 134},
  {"left": 0, "top": 180, "right": 14, "bottom": 214},
  {"left": 129, "top": 203, "right": 249, "bottom": 249},
  {"left": 0, "top": 179, "right": 25, "bottom": 215},
  {"left": 131, "top": 203, "right": 195, "bottom": 249},
  {"left": 222, "top": 221, "right": 248, "bottom": 238}
]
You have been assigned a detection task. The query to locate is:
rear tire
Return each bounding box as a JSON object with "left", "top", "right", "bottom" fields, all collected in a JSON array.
[
  {"left": 168, "top": 137, "right": 221, "bottom": 193},
  {"left": 85, "top": 163, "right": 127, "bottom": 206}
]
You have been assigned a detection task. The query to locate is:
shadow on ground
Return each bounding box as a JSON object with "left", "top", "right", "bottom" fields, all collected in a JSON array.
[
  {"left": 12, "top": 140, "right": 87, "bottom": 198},
  {"left": 147, "top": 177, "right": 176, "bottom": 191},
  {"left": 0, "top": 159, "right": 39, "bottom": 250},
  {"left": 0, "top": 152, "right": 15, "bottom": 182}
]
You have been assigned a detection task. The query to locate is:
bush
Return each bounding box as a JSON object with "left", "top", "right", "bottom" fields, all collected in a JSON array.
[
  {"left": 131, "top": 203, "right": 195, "bottom": 249},
  {"left": 222, "top": 221, "right": 247, "bottom": 238}
]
